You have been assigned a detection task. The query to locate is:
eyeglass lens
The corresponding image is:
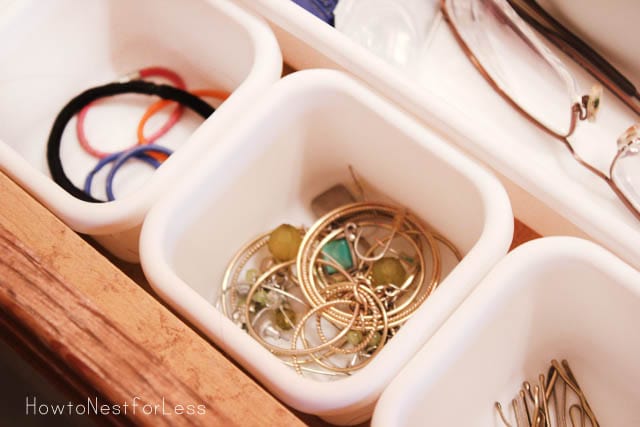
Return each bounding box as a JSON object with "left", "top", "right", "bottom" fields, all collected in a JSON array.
[
  {"left": 444, "top": 0, "right": 578, "bottom": 136},
  {"left": 613, "top": 140, "right": 640, "bottom": 213}
]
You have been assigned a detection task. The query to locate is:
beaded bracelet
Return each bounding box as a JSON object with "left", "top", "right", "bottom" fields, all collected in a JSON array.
[
  {"left": 47, "top": 80, "right": 215, "bottom": 203},
  {"left": 76, "top": 67, "right": 186, "bottom": 159}
]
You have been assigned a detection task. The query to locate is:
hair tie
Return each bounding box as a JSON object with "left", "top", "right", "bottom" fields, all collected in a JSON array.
[
  {"left": 138, "top": 88, "right": 230, "bottom": 145},
  {"left": 47, "top": 80, "right": 215, "bottom": 203},
  {"left": 83, "top": 145, "right": 171, "bottom": 201},
  {"left": 76, "top": 67, "right": 186, "bottom": 159},
  {"left": 137, "top": 88, "right": 230, "bottom": 161},
  {"left": 105, "top": 145, "right": 173, "bottom": 201}
]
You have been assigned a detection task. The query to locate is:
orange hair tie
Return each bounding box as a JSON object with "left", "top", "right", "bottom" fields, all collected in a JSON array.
[{"left": 137, "top": 89, "right": 230, "bottom": 161}]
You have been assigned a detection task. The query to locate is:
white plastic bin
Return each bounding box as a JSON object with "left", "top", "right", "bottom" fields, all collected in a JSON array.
[
  {"left": 237, "top": 0, "right": 640, "bottom": 270},
  {"left": 0, "top": 0, "right": 282, "bottom": 261},
  {"left": 140, "top": 69, "right": 513, "bottom": 424},
  {"left": 373, "top": 237, "right": 640, "bottom": 427}
]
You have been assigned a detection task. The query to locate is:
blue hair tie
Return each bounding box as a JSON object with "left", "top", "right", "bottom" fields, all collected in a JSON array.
[{"left": 84, "top": 144, "right": 173, "bottom": 201}]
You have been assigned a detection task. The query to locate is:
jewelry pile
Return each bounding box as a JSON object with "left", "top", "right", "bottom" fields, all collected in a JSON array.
[{"left": 220, "top": 177, "right": 460, "bottom": 378}]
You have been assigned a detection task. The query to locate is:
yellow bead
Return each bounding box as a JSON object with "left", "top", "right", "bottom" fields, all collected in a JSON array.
[
  {"left": 245, "top": 268, "right": 259, "bottom": 283},
  {"left": 369, "top": 331, "right": 381, "bottom": 347},
  {"left": 252, "top": 289, "right": 268, "bottom": 307},
  {"left": 268, "top": 224, "right": 302, "bottom": 261},
  {"left": 366, "top": 331, "right": 382, "bottom": 353},
  {"left": 371, "top": 257, "right": 406, "bottom": 286},
  {"left": 347, "top": 330, "right": 363, "bottom": 346},
  {"left": 274, "top": 308, "right": 296, "bottom": 330}
]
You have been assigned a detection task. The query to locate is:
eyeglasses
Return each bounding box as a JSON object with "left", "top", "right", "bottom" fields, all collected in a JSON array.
[
  {"left": 440, "top": 0, "right": 640, "bottom": 222},
  {"left": 507, "top": 0, "right": 640, "bottom": 116}
]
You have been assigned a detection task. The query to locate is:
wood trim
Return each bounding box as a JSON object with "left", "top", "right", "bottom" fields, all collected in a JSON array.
[
  {"left": 511, "top": 218, "right": 541, "bottom": 250},
  {"left": 0, "top": 172, "right": 304, "bottom": 427},
  {"left": 0, "top": 300, "right": 128, "bottom": 426}
]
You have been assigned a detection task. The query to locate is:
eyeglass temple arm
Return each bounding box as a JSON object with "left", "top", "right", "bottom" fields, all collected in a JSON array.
[
  {"left": 507, "top": 0, "right": 639, "bottom": 102},
  {"left": 547, "top": 31, "right": 640, "bottom": 116}
]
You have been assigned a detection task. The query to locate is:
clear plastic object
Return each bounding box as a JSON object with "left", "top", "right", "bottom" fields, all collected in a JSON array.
[{"left": 334, "top": 0, "right": 439, "bottom": 75}]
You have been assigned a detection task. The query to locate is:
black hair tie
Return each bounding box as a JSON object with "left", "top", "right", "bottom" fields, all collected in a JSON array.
[{"left": 47, "top": 80, "right": 216, "bottom": 203}]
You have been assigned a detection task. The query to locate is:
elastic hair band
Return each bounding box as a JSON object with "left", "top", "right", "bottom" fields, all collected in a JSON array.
[
  {"left": 84, "top": 147, "right": 167, "bottom": 201},
  {"left": 137, "top": 88, "right": 230, "bottom": 161},
  {"left": 76, "top": 67, "right": 186, "bottom": 159},
  {"left": 48, "top": 80, "right": 215, "bottom": 203},
  {"left": 105, "top": 145, "right": 173, "bottom": 201}
]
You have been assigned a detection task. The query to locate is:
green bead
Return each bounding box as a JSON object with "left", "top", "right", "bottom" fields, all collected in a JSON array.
[
  {"left": 322, "top": 238, "right": 354, "bottom": 274},
  {"left": 366, "top": 332, "right": 382, "bottom": 353},
  {"left": 346, "top": 330, "right": 363, "bottom": 346},
  {"left": 268, "top": 224, "right": 302, "bottom": 261},
  {"left": 245, "top": 268, "right": 259, "bottom": 284},
  {"left": 252, "top": 289, "right": 268, "bottom": 307},
  {"left": 371, "top": 257, "right": 406, "bottom": 286},
  {"left": 274, "top": 307, "right": 296, "bottom": 330},
  {"left": 369, "top": 331, "right": 381, "bottom": 347}
]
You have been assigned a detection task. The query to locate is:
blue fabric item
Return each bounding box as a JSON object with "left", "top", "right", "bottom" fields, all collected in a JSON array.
[{"left": 292, "top": 0, "right": 339, "bottom": 25}]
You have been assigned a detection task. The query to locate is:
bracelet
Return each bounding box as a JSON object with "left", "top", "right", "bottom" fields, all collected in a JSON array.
[
  {"left": 76, "top": 67, "right": 186, "bottom": 158},
  {"left": 47, "top": 80, "right": 215, "bottom": 203}
]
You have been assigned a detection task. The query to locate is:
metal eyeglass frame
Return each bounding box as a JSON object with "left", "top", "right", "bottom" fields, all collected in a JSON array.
[
  {"left": 506, "top": 0, "right": 640, "bottom": 116},
  {"left": 440, "top": 0, "right": 640, "bottom": 222}
]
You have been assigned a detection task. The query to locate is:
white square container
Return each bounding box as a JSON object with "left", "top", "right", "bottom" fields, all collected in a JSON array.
[
  {"left": 373, "top": 236, "right": 640, "bottom": 427},
  {"left": 139, "top": 69, "right": 513, "bottom": 425},
  {"left": 0, "top": 0, "right": 282, "bottom": 261},
  {"left": 236, "top": 0, "right": 640, "bottom": 270}
]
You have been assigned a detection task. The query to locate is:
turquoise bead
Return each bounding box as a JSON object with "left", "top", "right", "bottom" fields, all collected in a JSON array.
[{"left": 322, "top": 239, "right": 354, "bottom": 274}]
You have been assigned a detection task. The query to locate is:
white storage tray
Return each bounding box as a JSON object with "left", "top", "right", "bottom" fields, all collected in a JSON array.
[
  {"left": 238, "top": 0, "right": 640, "bottom": 270},
  {"left": 139, "top": 69, "right": 513, "bottom": 425},
  {"left": 373, "top": 236, "right": 640, "bottom": 427},
  {"left": 0, "top": 0, "right": 282, "bottom": 261}
]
